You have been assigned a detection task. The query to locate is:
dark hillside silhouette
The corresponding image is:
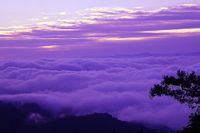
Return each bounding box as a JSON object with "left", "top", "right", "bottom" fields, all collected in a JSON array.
[{"left": 0, "top": 102, "right": 171, "bottom": 133}]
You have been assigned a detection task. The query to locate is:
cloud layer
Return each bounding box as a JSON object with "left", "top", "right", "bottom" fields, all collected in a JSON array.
[
  {"left": 0, "top": 4, "right": 200, "bottom": 130},
  {"left": 0, "top": 4, "right": 200, "bottom": 58},
  {"left": 1, "top": 55, "right": 200, "bottom": 129}
]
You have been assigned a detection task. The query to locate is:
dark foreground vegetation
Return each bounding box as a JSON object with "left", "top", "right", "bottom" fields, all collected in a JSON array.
[
  {"left": 0, "top": 70, "right": 199, "bottom": 133},
  {"left": 151, "top": 70, "right": 200, "bottom": 133},
  {"left": 0, "top": 102, "right": 171, "bottom": 133}
]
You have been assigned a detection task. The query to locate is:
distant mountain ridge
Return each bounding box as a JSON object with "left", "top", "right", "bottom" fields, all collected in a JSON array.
[{"left": 0, "top": 102, "right": 173, "bottom": 133}]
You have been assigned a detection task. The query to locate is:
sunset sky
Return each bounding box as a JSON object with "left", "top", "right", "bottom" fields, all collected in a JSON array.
[
  {"left": 0, "top": 0, "right": 199, "bottom": 26},
  {"left": 0, "top": 0, "right": 200, "bottom": 130}
]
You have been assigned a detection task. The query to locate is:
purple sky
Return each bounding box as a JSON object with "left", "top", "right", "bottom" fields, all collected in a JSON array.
[
  {"left": 0, "top": 2, "right": 200, "bottom": 130},
  {"left": 0, "top": 0, "right": 199, "bottom": 26}
]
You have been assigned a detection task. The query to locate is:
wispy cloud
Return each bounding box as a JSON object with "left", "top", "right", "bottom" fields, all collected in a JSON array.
[
  {"left": 0, "top": 4, "right": 200, "bottom": 129},
  {"left": 1, "top": 56, "right": 199, "bottom": 129},
  {"left": 0, "top": 4, "right": 199, "bottom": 57}
]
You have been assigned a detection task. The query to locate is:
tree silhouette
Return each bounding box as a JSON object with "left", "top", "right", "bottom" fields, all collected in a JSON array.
[
  {"left": 150, "top": 70, "right": 200, "bottom": 112},
  {"left": 150, "top": 70, "right": 200, "bottom": 133},
  {"left": 181, "top": 113, "right": 200, "bottom": 133}
]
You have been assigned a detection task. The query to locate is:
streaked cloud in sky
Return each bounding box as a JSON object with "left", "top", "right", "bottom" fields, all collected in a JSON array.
[
  {"left": 0, "top": 0, "right": 199, "bottom": 26},
  {"left": 0, "top": 2, "right": 200, "bottom": 130},
  {"left": 0, "top": 4, "right": 200, "bottom": 58}
]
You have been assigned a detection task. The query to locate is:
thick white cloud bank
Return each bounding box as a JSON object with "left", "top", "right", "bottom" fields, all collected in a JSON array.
[
  {"left": 0, "top": 4, "right": 200, "bottom": 130},
  {"left": 0, "top": 55, "right": 200, "bottom": 129}
]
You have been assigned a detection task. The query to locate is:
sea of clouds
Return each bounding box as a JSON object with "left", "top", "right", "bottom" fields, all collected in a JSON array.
[
  {"left": 0, "top": 55, "right": 200, "bottom": 129},
  {"left": 0, "top": 4, "right": 200, "bottom": 129}
]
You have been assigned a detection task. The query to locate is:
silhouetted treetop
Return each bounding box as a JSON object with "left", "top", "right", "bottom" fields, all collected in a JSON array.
[
  {"left": 150, "top": 70, "right": 200, "bottom": 133},
  {"left": 180, "top": 113, "right": 200, "bottom": 133},
  {"left": 150, "top": 70, "right": 200, "bottom": 112}
]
